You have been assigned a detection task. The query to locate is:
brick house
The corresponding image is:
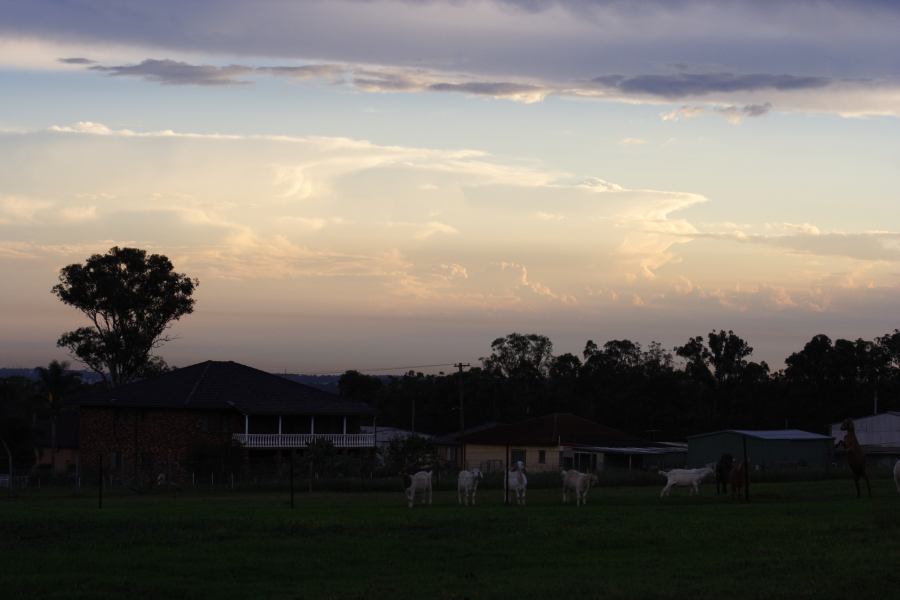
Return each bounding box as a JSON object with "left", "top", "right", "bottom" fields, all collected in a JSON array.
[{"left": 71, "top": 360, "right": 376, "bottom": 483}]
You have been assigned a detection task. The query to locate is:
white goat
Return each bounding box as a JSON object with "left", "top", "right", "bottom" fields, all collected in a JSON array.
[
  {"left": 894, "top": 459, "right": 900, "bottom": 494},
  {"left": 405, "top": 470, "right": 433, "bottom": 508},
  {"left": 561, "top": 469, "right": 598, "bottom": 506},
  {"left": 507, "top": 461, "right": 528, "bottom": 505},
  {"left": 457, "top": 468, "right": 483, "bottom": 506},
  {"left": 659, "top": 465, "right": 715, "bottom": 497}
]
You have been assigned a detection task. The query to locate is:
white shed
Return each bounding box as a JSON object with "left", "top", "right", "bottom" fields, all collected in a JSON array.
[{"left": 830, "top": 412, "right": 900, "bottom": 447}]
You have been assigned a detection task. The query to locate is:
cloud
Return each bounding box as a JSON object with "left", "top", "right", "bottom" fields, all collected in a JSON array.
[
  {"left": 47, "top": 51, "right": 897, "bottom": 116},
  {"left": 619, "top": 137, "right": 646, "bottom": 145},
  {"left": 660, "top": 106, "right": 705, "bottom": 121},
  {"left": 88, "top": 58, "right": 346, "bottom": 87},
  {"left": 261, "top": 64, "right": 344, "bottom": 80},
  {"left": 90, "top": 59, "right": 255, "bottom": 85},
  {"left": 5, "top": 121, "right": 899, "bottom": 325},
  {"left": 58, "top": 57, "right": 95, "bottom": 64},
  {"left": 715, "top": 102, "right": 773, "bottom": 124},
  {"left": 389, "top": 220, "right": 460, "bottom": 240},
  {"left": 6, "top": 1, "right": 900, "bottom": 115},
  {"left": 687, "top": 222, "right": 900, "bottom": 263},
  {"left": 0, "top": 195, "right": 52, "bottom": 224},
  {"left": 661, "top": 102, "right": 772, "bottom": 124},
  {"left": 427, "top": 81, "right": 548, "bottom": 103},
  {"left": 497, "top": 261, "right": 577, "bottom": 305},
  {"left": 591, "top": 73, "right": 829, "bottom": 99}
]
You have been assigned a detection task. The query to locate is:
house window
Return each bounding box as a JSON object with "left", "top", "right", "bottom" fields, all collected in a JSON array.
[
  {"left": 199, "top": 413, "right": 225, "bottom": 433},
  {"left": 538, "top": 450, "right": 546, "bottom": 464},
  {"left": 115, "top": 410, "right": 136, "bottom": 426}
]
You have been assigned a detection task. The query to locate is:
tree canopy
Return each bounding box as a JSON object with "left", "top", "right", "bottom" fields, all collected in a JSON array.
[
  {"left": 52, "top": 246, "right": 197, "bottom": 387},
  {"left": 358, "top": 328, "right": 900, "bottom": 440}
]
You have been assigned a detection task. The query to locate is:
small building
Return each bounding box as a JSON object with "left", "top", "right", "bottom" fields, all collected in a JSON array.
[
  {"left": 687, "top": 429, "right": 834, "bottom": 471},
  {"left": 71, "top": 360, "right": 376, "bottom": 483},
  {"left": 829, "top": 412, "right": 900, "bottom": 447},
  {"left": 452, "top": 413, "right": 685, "bottom": 473},
  {"left": 830, "top": 412, "right": 900, "bottom": 468},
  {"left": 431, "top": 422, "right": 500, "bottom": 469}
]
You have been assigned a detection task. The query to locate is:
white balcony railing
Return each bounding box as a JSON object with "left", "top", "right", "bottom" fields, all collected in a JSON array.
[{"left": 232, "top": 433, "right": 375, "bottom": 449}]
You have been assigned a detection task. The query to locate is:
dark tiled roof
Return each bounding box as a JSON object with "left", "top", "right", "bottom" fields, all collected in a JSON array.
[
  {"left": 68, "top": 361, "right": 375, "bottom": 416},
  {"left": 431, "top": 422, "right": 502, "bottom": 446},
  {"left": 458, "top": 413, "right": 665, "bottom": 448}
]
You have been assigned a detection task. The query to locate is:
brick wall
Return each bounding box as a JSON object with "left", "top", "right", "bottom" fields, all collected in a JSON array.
[{"left": 79, "top": 407, "right": 237, "bottom": 483}]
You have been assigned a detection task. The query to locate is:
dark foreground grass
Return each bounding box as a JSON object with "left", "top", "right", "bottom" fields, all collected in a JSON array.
[{"left": 2, "top": 479, "right": 899, "bottom": 599}]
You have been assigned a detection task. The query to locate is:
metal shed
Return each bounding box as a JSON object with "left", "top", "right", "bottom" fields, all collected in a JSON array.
[
  {"left": 687, "top": 429, "right": 834, "bottom": 471},
  {"left": 829, "top": 412, "right": 900, "bottom": 447},
  {"left": 830, "top": 412, "right": 900, "bottom": 468}
]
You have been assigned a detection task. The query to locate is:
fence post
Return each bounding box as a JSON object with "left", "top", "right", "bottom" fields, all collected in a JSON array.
[
  {"left": 290, "top": 449, "right": 295, "bottom": 509},
  {"left": 98, "top": 453, "right": 103, "bottom": 510},
  {"left": 742, "top": 434, "right": 750, "bottom": 501},
  {"left": 504, "top": 444, "right": 510, "bottom": 505}
]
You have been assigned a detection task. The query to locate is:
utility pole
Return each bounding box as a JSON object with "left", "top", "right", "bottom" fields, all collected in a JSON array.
[{"left": 454, "top": 363, "right": 470, "bottom": 432}]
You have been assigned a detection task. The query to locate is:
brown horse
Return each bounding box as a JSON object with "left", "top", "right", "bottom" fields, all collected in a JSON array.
[
  {"left": 840, "top": 418, "right": 871, "bottom": 498},
  {"left": 730, "top": 460, "right": 747, "bottom": 500}
]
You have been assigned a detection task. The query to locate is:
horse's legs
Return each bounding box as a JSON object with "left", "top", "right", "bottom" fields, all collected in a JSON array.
[{"left": 863, "top": 472, "right": 872, "bottom": 497}]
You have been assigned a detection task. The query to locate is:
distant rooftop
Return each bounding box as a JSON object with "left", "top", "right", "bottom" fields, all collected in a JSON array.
[
  {"left": 69, "top": 360, "right": 375, "bottom": 417},
  {"left": 457, "top": 413, "right": 668, "bottom": 448},
  {"left": 688, "top": 429, "right": 833, "bottom": 441}
]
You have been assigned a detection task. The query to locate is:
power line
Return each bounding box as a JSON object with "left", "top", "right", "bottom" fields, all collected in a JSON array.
[{"left": 301, "top": 362, "right": 463, "bottom": 376}]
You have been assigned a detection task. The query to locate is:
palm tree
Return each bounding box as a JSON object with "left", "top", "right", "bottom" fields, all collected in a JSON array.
[{"left": 34, "top": 360, "right": 81, "bottom": 473}]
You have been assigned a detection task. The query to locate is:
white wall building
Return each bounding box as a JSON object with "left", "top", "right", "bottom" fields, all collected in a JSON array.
[{"left": 830, "top": 412, "right": 900, "bottom": 447}]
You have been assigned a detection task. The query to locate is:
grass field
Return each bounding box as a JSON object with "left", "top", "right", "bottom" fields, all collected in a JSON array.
[{"left": 2, "top": 478, "right": 899, "bottom": 599}]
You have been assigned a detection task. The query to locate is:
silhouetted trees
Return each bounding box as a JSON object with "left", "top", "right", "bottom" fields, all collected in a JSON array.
[
  {"left": 52, "top": 246, "right": 198, "bottom": 387},
  {"left": 355, "top": 329, "right": 900, "bottom": 440}
]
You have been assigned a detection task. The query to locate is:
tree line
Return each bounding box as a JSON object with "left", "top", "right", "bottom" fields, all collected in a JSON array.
[{"left": 339, "top": 330, "right": 900, "bottom": 440}]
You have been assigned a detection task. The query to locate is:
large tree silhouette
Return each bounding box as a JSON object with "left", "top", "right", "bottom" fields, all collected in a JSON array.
[{"left": 52, "top": 247, "right": 198, "bottom": 387}]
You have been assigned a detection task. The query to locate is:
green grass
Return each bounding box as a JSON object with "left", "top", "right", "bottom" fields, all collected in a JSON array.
[{"left": 2, "top": 479, "right": 899, "bottom": 599}]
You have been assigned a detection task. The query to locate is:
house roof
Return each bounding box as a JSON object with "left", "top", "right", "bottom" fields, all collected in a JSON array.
[
  {"left": 456, "top": 413, "right": 667, "bottom": 448},
  {"left": 687, "top": 429, "right": 833, "bottom": 441},
  {"left": 431, "top": 422, "right": 502, "bottom": 446},
  {"left": 69, "top": 360, "right": 375, "bottom": 416}
]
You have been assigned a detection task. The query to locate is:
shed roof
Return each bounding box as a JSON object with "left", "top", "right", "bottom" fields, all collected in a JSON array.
[
  {"left": 828, "top": 412, "right": 900, "bottom": 427},
  {"left": 69, "top": 360, "right": 375, "bottom": 416},
  {"left": 688, "top": 429, "right": 832, "bottom": 441},
  {"left": 457, "top": 413, "right": 667, "bottom": 448}
]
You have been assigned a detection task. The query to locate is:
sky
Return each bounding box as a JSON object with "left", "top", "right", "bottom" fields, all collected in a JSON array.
[{"left": 1, "top": 0, "right": 899, "bottom": 374}]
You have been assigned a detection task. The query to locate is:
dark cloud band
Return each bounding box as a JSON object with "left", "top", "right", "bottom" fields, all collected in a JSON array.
[{"left": 593, "top": 73, "right": 829, "bottom": 99}]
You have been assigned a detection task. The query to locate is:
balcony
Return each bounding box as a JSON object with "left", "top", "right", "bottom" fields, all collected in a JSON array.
[{"left": 232, "top": 433, "right": 375, "bottom": 449}]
